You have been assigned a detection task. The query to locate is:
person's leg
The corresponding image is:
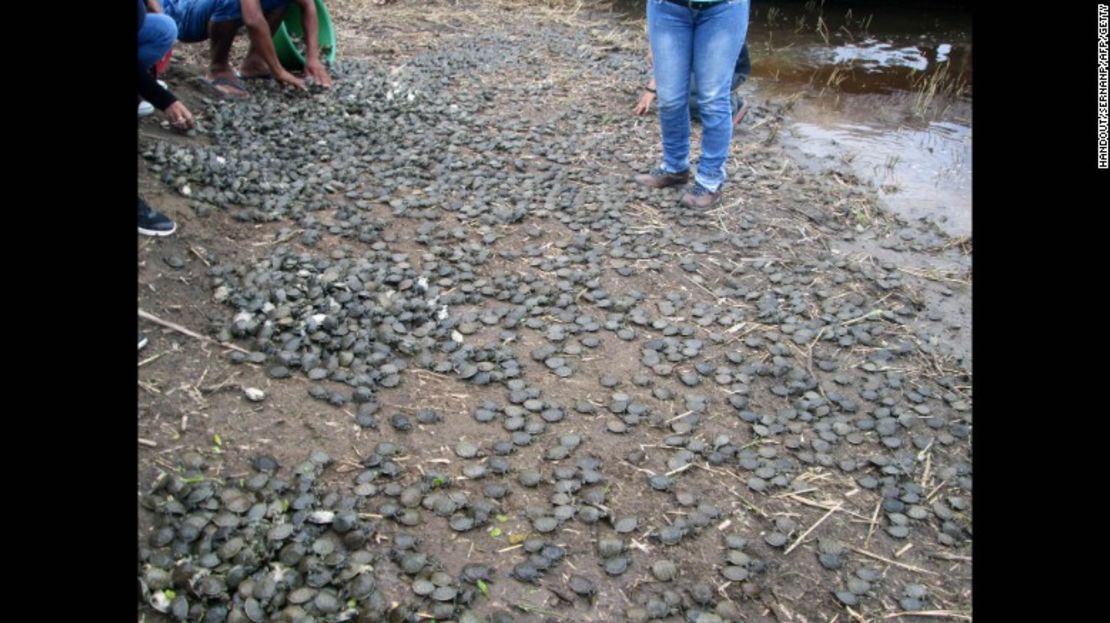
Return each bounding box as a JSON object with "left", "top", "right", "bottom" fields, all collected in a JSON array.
[
  {"left": 733, "top": 42, "right": 751, "bottom": 88},
  {"left": 729, "top": 43, "right": 751, "bottom": 123},
  {"left": 647, "top": 0, "right": 695, "bottom": 176},
  {"left": 689, "top": 0, "right": 747, "bottom": 193},
  {"left": 162, "top": 0, "right": 218, "bottom": 43},
  {"left": 138, "top": 13, "right": 178, "bottom": 69},
  {"left": 207, "top": 19, "right": 239, "bottom": 80},
  {"left": 696, "top": 22, "right": 750, "bottom": 122},
  {"left": 161, "top": 0, "right": 246, "bottom": 95},
  {"left": 192, "top": 0, "right": 256, "bottom": 82},
  {"left": 689, "top": 75, "right": 701, "bottom": 122},
  {"left": 240, "top": 3, "right": 291, "bottom": 77},
  {"left": 198, "top": 1, "right": 255, "bottom": 97},
  {"left": 138, "top": 12, "right": 177, "bottom": 113}
]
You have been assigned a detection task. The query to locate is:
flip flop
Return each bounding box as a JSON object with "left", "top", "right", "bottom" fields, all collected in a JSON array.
[{"left": 198, "top": 76, "right": 251, "bottom": 99}]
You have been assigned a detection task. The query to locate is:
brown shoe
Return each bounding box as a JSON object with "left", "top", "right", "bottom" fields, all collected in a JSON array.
[
  {"left": 680, "top": 182, "right": 722, "bottom": 208},
  {"left": 635, "top": 167, "right": 690, "bottom": 189}
]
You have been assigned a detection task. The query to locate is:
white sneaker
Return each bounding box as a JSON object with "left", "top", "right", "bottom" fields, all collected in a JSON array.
[{"left": 138, "top": 82, "right": 167, "bottom": 117}]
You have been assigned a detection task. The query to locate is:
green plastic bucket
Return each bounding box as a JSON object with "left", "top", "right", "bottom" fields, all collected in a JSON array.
[{"left": 273, "top": 0, "right": 337, "bottom": 70}]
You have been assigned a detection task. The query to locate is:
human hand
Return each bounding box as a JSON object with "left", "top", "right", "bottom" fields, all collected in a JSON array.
[
  {"left": 305, "top": 61, "right": 332, "bottom": 88},
  {"left": 277, "top": 70, "right": 308, "bottom": 92},
  {"left": 164, "top": 100, "right": 195, "bottom": 129},
  {"left": 633, "top": 90, "right": 655, "bottom": 115}
]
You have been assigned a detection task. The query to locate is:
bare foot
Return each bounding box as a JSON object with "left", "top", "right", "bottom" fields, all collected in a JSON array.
[{"left": 238, "top": 54, "right": 273, "bottom": 80}]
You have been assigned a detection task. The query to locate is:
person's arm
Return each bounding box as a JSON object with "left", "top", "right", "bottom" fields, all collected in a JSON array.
[
  {"left": 632, "top": 49, "right": 656, "bottom": 115},
  {"left": 139, "top": 61, "right": 175, "bottom": 110},
  {"left": 633, "top": 79, "right": 656, "bottom": 115},
  {"left": 294, "top": 0, "right": 332, "bottom": 87},
  {"left": 240, "top": 0, "right": 307, "bottom": 90},
  {"left": 139, "top": 60, "right": 195, "bottom": 129}
]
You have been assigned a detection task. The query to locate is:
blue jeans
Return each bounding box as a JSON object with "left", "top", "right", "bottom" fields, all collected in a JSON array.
[
  {"left": 138, "top": 12, "right": 177, "bottom": 69},
  {"left": 691, "top": 42, "right": 749, "bottom": 117},
  {"left": 648, "top": 0, "right": 749, "bottom": 192},
  {"left": 163, "top": 0, "right": 291, "bottom": 42}
]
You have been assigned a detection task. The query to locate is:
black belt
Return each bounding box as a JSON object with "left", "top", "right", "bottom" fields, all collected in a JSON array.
[{"left": 664, "top": 0, "right": 729, "bottom": 8}]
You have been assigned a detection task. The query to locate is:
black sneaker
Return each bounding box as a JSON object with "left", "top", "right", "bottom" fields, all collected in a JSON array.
[
  {"left": 139, "top": 198, "right": 177, "bottom": 236},
  {"left": 139, "top": 331, "right": 149, "bottom": 351}
]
